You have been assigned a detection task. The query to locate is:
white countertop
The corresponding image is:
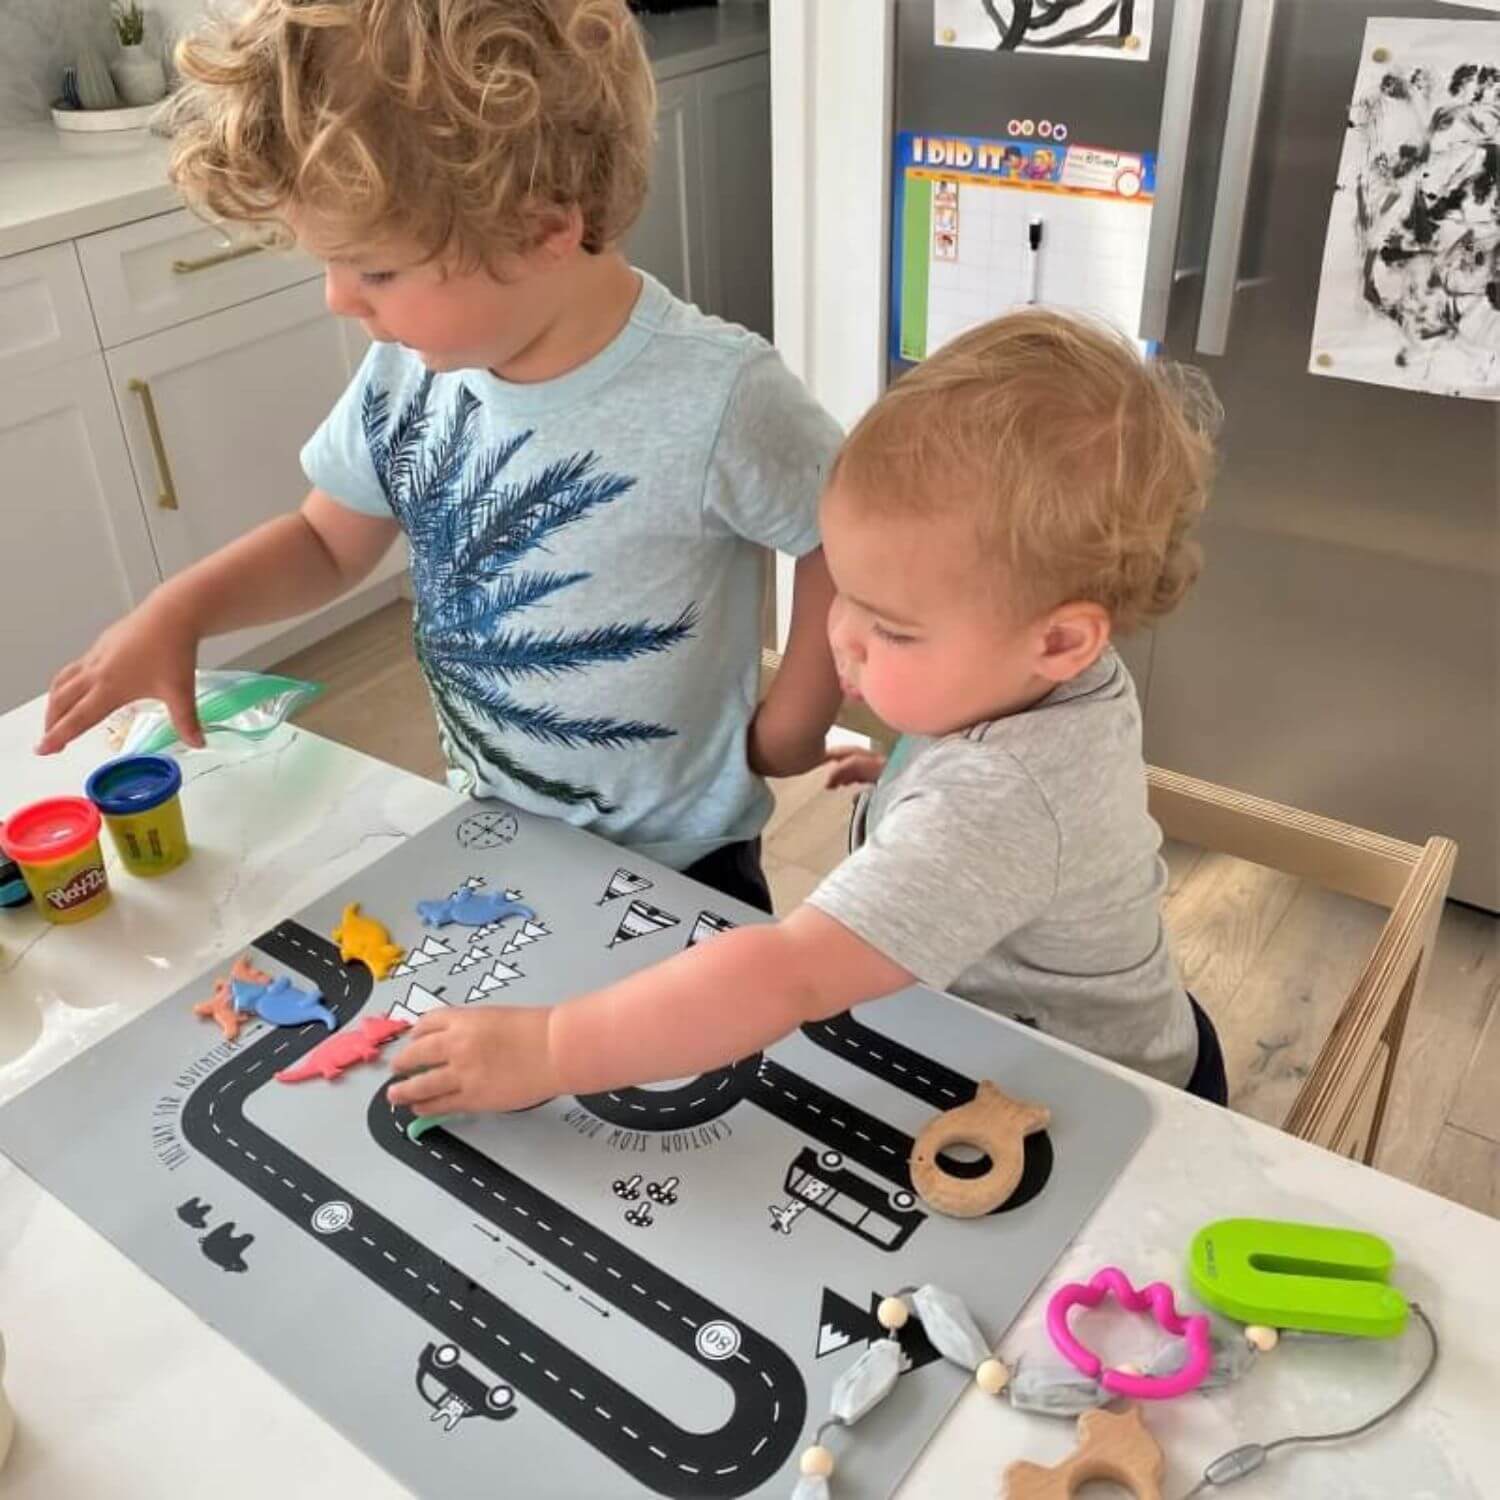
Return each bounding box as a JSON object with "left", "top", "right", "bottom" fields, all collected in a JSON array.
[
  {"left": 0, "top": 121, "right": 177, "bottom": 259},
  {"left": 0, "top": 695, "right": 1496, "bottom": 1499},
  {"left": 0, "top": 7, "right": 768, "bottom": 262}
]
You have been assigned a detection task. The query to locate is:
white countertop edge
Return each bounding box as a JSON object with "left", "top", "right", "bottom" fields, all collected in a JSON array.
[{"left": 0, "top": 181, "right": 180, "bottom": 260}]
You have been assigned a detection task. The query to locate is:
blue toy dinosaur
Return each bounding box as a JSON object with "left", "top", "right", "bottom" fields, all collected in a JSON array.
[
  {"left": 230, "top": 975, "right": 336, "bottom": 1030},
  {"left": 416, "top": 890, "right": 536, "bottom": 929}
]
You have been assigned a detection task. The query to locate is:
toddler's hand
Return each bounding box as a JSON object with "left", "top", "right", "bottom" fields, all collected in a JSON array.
[
  {"left": 37, "top": 597, "right": 204, "bottom": 755},
  {"left": 388, "top": 1006, "right": 558, "bottom": 1115},
  {"left": 824, "top": 745, "right": 886, "bottom": 789}
]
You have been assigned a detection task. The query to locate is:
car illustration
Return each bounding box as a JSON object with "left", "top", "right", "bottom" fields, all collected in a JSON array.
[
  {"left": 783, "top": 1147, "right": 925, "bottom": 1251},
  {"left": 415, "top": 1342, "right": 518, "bottom": 1431}
]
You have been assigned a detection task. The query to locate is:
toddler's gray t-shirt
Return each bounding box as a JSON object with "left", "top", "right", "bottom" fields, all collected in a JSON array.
[
  {"left": 302, "top": 272, "right": 840, "bottom": 869},
  {"left": 808, "top": 650, "right": 1198, "bottom": 1086}
]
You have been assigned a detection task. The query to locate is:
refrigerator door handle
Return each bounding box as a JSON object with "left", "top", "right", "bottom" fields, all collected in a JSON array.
[
  {"left": 1196, "top": 0, "right": 1278, "bottom": 356},
  {"left": 1139, "top": 0, "right": 1209, "bottom": 344}
]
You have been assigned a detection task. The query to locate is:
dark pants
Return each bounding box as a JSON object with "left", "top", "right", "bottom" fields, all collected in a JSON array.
[
  {"left": 682, "top": 838, "right": 773, "bottom": 916},
  {"left": 1185, "top": 995, "right": 1229, "bottom": 1106}
]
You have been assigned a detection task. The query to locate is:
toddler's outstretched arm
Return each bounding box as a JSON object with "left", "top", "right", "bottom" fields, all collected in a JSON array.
[{"left": 388, "top": 907, "right": 914, "bottom": 1116}]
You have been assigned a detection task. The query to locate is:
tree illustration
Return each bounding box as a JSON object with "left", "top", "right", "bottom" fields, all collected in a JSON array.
[{"left": 362, "top": 375, "right": 695, "bottom": 812}]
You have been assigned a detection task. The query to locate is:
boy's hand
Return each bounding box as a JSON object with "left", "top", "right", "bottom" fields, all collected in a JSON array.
[
  {"left": 824, "top": 745, "right": 886, "bottom": 789},
  {"left": 388, "top": 1006, "right": 559, "bottom": 1115},
  {"left": 37, "top": 495, "right": 398, "bottom": 756},
  {"left": 38, "top": 596, "right": 203, "bottom": 755}
]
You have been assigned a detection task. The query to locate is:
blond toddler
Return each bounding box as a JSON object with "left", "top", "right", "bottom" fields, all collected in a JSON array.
[{"left": 389, "top": 310, "right": 1229, "bottom": 1115}]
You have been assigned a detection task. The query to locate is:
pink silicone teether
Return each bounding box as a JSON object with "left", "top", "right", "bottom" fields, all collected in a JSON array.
[{"left": 1046, "top": 1266, "right": 1212, "bottom": 1401}]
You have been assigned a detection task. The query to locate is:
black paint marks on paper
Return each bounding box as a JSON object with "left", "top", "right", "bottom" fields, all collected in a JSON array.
[
  {"left": 1352, "top": 56, "right": 1500, "bottom": 379},
  {"left": 978, "top": 0, "right": 1136, "bottom": 54}
]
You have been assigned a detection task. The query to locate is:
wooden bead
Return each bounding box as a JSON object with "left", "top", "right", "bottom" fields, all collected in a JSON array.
[
  {"left": 800, "top": 1445, "right": 835, "bottom": 1478},
  {"left": 975, "top": 1357, "right": 1010, "bottom": 1395},
  {"left": 1245, "top": 1325, "right": 1279, "bottom": 1352},
  {"left": 877, "top": 1296, "right": 909, "bottom": 1331}
]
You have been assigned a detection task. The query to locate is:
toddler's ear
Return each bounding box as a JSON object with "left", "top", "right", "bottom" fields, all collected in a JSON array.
[{"left": 1037, "top": 601, "right": 1111, "bottom": 683}]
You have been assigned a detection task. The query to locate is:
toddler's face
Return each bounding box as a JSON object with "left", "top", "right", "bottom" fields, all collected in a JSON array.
[
  {"left": 302, "top": 224, "right": 568, "bottom": 375},
  {"left": 819, "top": 482, "right": 1098, "bottom": 737}
]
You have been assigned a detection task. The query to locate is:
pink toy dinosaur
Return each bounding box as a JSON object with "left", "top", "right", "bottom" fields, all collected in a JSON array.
[{"left": 275, "top": 1015, "right": 411, "bottom": 1084}]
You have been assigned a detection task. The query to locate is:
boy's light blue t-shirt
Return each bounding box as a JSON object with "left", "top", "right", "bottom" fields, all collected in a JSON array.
[{"left": 302, "top": 272, "right": 840, "bottom": 870}]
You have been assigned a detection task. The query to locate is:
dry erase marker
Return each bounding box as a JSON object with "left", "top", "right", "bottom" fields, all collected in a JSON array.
[{"left": 1027, "top": 215, "right": 1044, "bottom": 305}]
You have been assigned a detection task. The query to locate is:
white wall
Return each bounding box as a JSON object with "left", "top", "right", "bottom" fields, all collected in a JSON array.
[
  {"left": 0, "top": 0, "right": 212, "bottom": 125},
  {"left": 769, "top": 0, "right": 895, "bottom": 641}
]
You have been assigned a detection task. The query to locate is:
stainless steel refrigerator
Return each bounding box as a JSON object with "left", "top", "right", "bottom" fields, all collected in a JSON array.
[{"left": 892, "top": 0, "right": 1500, "bottom": 908}]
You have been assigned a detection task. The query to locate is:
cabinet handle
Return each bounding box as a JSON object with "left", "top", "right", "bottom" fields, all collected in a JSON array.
[
  {"left": 171, "top": 241, "right": 263, "bottom": 275},
  {"left": 127, "top": 378, "right": 179, "bottom": 511}
]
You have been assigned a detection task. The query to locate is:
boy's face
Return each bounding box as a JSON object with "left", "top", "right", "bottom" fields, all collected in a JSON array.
[
  {"left": 819, "top": 482, "right": 1108, "bottom": 738},
  {"left": 305, "top": 226, "right": 572, "bottom": 376}
]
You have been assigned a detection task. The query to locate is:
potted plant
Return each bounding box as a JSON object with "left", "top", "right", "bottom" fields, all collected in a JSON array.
[{"left": 109, "top": 1, "right": 167, "bottom": 106}]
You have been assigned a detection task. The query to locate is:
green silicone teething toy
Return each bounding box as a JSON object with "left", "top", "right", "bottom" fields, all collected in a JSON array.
[{"left": 1189, "top": 1218, "right": 1409, "bottom": 1339}]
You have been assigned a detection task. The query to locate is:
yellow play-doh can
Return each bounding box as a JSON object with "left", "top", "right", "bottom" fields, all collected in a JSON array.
[
  {"left": 0, "top": 797, "right": 111, "bottom": 923},
  {"left": 86, "top": 754, "right": 189, "bottom": 878}
]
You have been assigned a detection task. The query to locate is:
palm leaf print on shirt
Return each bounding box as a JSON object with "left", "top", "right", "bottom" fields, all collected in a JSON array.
[{"left": 362, "top": 376, "right": 695, "bottom": 812}]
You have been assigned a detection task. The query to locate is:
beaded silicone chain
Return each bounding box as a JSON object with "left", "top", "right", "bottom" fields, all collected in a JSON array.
[{"left": 788, "top": 1278, "right": 1438, "bottom": 1499}]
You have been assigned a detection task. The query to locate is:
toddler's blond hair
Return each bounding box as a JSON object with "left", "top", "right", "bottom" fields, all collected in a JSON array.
[
  {"left": 168, "top": 0, "right": 656, "bottom": 269},
  {"left": 835, "top": 312, "right": 1219, "bottom": 633}
]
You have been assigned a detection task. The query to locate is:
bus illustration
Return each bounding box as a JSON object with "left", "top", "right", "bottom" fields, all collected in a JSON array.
[{"left": 774, "top": 1147, "right": 925, "bottom": 1251}]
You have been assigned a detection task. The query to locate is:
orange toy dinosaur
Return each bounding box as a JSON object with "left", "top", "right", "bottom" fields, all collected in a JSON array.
[
  {"left": 331, "top": 903, "right": 405, "bottom": 980},
  {"left": 192, "top": 956, "right": 273, "bottom": 1041}
]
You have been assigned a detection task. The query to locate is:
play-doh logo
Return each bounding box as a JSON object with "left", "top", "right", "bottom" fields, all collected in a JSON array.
[{"left": 46, "top": 864, "right": 107, "bottom": 912}]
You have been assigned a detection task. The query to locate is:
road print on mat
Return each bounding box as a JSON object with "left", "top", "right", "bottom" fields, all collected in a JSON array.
[{"left": 0, "top": 802, "right": 1148, "bottom": 1499}]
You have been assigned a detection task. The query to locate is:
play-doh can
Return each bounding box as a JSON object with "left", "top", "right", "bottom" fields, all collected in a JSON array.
[
  {"left": 0, "top": 797, "right": 110, "bottom": 923},
  {"left": 86, "top": 754, "right": 189, "bottom": 877}
]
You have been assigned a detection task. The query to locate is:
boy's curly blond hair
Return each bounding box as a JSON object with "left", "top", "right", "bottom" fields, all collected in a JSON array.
[
  {"left": 167, "top": 0, "right": 656, "bottom": 268},
  {"left": 834, "top": 311, "right": 1219, "bottom": 634}
]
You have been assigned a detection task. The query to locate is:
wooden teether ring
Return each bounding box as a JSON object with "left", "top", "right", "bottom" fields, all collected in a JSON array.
[
  {"left": 909, "top": 1081, "right": 1050, "bottom": 1218},
  {"left": 1002, "top": 1407, "right": 1164, "bottom": 1500}
]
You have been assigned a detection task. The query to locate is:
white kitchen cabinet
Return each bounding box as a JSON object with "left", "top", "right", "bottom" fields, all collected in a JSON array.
[
  {"left": 628, "top": 53, "right": 773, "bottom": 340},
  {"left": 0, "top": 242, "right": 98, "bottom": 381},
  {"left": 695, "top": 53, "right": 773, "bottom": 341},
  {"left": 106, "top": 278, "right": 399, "bottom": 667},
  {"left": 76, "top": 208, "right": 321, "bottom": 349},
  {"left": 0, "top": 353, "right": 161, "bottom": 708},
  {"left": 630, "top": 75, "right": 708, "bottom": 311}
]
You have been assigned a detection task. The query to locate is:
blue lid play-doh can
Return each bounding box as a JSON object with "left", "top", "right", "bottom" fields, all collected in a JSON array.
[{"left": 85, "top": 754, "right": 190, "bottom": 878}]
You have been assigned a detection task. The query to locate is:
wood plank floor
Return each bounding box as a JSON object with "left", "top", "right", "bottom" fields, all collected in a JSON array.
[{"left": 276, "top": 601, "right": 1500, "bottom": 1218}]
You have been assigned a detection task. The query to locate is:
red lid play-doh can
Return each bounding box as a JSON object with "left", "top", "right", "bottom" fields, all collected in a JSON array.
[{"left": 0, "top": 797, "right": 110, "bottom": 924}]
